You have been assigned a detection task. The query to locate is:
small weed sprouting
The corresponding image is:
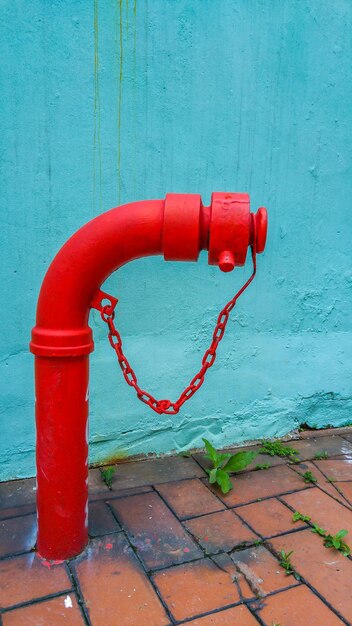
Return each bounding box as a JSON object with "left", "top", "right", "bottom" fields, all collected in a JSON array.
[
  {"left": 293, "top": 511, "right": 351, "bottom": 557},
  {"left": 260, "top": 440, "right": 299, "bottom": 462},
  {"left": 254, "top": 463, "right": 271, "bottom": 470},
  {"left": 311, "top": 523, "right": 327, "bottom": 537},
  {"left": 202, "top": 438, "right": 257, "bottom": 494},
  {"left": 324, "top": 530, "right": 351, "bottom": 556},
  {"left": 253, "top": 539, "right": 263, "bottom": 547},
  {"left": 326, "top": 476, "right": 336, "bottom": 483},
  {"left": 278, "top": 550, "right": 299, "bottom": 579},
  {"left": 292, "top": 510, "right": 311, "bottom": 523},
  {"left": 101, "top": 466, "right": 116, "bottom": 489},
  {"left": 301, "top": 470, "right": 317, "bottom": 484},
  {"left": 314, "top": 450, "right": 329, "bottom": 460}
]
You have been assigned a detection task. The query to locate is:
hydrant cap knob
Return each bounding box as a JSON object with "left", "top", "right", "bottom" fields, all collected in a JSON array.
[
  {"left": 255, "top": 207, "right": 268, "bottom": 254},
  {"left": 218, "top": 250, "right": 235, "bottom": 272}
]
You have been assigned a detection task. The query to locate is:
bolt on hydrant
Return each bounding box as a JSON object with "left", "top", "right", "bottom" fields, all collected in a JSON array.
[{"left": 30, "top": 192, "right": 267, "bottom": 560}]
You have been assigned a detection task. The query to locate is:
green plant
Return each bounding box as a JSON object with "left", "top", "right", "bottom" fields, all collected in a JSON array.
[
  {"left": 202, "top": 438, "right": 257, "bottom": 494},
  {"left": 301, "top": 470, "right": 317, "bottom": 484},
  {"left": 292, "top": 511, "right": 311, "bottom": 523},
  {"left": 254, "top": 463, "right": 271, "bottom": 470},
  {"left": 101, "top": 466, "right": 116, "bottom": 488},
  {"left": 260, "top": 440, "right": 299, "bottom": 461},
  {"left": 326, "top": 476, "right": 336, "bottom": 483},
  {"left": 324, "top": 530, "right": 351, "bottom": 556},
  {"left": 292, "top": 511, "right": 351, "bottom": 557},
  {"left": 278, "top": 550, "right": 296, "bottom": 577},
  {"left": 311, "top": 523, "right": 327, "bottom": 537},
  {"left": 314, "top": 450, "right": 329, "bottom": 460}
]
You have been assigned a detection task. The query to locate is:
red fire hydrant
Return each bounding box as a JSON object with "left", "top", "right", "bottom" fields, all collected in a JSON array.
[{"left": 30, "top": 192, "right": 267, "bottom": 560}]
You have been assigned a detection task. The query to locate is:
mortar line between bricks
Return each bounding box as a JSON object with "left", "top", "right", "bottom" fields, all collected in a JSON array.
[
  {"left": 265, "top": 537, "right": 352, "bottom": 626},
  {"left": 152, "top": 483, "right": 226, "bottom": 521},
  {"left": 244, "top": 581, "right": 306, "bottom": 625},
  {"left": 0, "top": 589, "right": 74, "bottom": 615},
  {"left": 106, "top": 495, "right": 206, "bottom": 572},
  {"left": 0, "top": 547, "right": 35, "bottom": 562},
  {"left": 0, "top": 508, "right": 36, "bottom": 522},
  {"left": 310, "top": 459, "right": 352, "bottom": 507},
  {"left": 245, "top": 602, "right": 266, "bottom": 626},
  {"left": 175, "top": 580, "right": 302, "bottom": 626},
  {"left": 277, "top": 495, "right": 352, "bottom": 555},
  {"left": 90, "top": 485, "right": 154, "bottom": 503},
  {"left": 106, "top": 504, "right": 176, "bottom": 625},
  {"left": 149, "top": 485, "right": 210, "bottom": 558},
  {"left": 200, "top": 481, "right": 315, "bottom": 509},
  {"left": 287, "top": 462, "right": 352, "bottom": 510},
  {"left": 174, "top": 599, "right": 243, "bottom": 625},
  {"left": 233, "top": 502, "right": 310, "bottom": 541},
  {"left": 66, "top": 561, "right": 92, "bottom": 626}
]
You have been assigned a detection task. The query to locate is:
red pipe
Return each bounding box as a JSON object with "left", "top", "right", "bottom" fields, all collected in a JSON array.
[{"left": 31, "top": 194, "right": 267, "bottom": 560}]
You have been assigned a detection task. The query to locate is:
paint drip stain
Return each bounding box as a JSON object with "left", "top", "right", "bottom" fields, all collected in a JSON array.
[
  {"left": 116, "top": 0, "right": 124, "bottom": 203},
  {"left": 93, "top": 0, "right": 102, "bottom": 211}
]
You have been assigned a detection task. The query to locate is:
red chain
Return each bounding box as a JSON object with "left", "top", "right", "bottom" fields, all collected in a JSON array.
[{"left": 100, "top": 245, "right": 257, "bottom": 415}]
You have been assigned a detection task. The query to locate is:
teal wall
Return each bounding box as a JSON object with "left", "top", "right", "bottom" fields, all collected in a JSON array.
[{"left": 1, "top": 1, "right": 352, "bottom": 480}]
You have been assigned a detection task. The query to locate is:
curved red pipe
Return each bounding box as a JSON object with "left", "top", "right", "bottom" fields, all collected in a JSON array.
[{"left": 31, "top": 194, "right": 266, "bottom": 560}]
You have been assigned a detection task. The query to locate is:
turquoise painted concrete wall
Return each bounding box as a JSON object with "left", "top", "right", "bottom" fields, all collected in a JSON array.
[{"left": 1, "top": 1, "right": 352, "bottom": 480}]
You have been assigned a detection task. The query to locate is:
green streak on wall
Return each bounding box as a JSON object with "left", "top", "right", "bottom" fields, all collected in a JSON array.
[
  {"left": 93, "top": 0, "right": 102, "bottom": 211},
  {"left": 116, "top": 0, "right": 124, "bottom": 203}
]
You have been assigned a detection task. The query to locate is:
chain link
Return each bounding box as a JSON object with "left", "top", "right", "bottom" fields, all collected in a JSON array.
[{"left": 100, "top": 245, "right": 257, "bottom": 415}]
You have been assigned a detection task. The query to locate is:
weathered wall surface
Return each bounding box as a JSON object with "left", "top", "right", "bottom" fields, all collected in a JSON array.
[{"left": 1, "top": 1, "right": 351, "bottom": 480}]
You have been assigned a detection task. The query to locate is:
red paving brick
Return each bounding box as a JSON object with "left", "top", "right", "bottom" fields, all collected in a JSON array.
[
  {"left": 0, "top": 553, "right": 71, "bottom": 608},
  {"left": 283, "top": 435, "right": 352, "bottom": 460},
  {"left": 183, "top": 604, "right": 259, "bottom": 625},
  {"left": 152, "top": 558, "right": 241, "bottom": 622},
  {"left": 230, "top": 545, "right": 297, "bottom": 596},
  {"left": 184, "top": 509, "right": 258, "bottom": 553},
  {"left": 0, "top": 514, "right": 37, "bottom": 558},
  {"left": 236, "top": 497, "right": 308, "bottom": 537},
  {"left": 256, "top": 584, "right": 345, "bottom": 626},
  {"left": 2, "top": 594, "right": 85, "bottom": 625},
  {"left": 335, "top": 481, "right": 352, "bottom": 504},
  {"left": 88, "top": 501, "right": 121, "bottom": 537},
  {"left": 270, "top": 529, "right": 352, "bottom": 624},
  {"left": 72, "top": 534, "right": 170, "bottom": 626},
  {"left": 315, "top": 458, "right": 352, "bottom": 481},
  {"left": 110, "top": 491, "right": 202, "bottom": 569},
  {"left": 155, "top": 478, "right": 225, "bottom": 519},
  {"left": 109, "top": 456, "right": 205, "bottom": 490},
  {"left": 281, "top": 487, "right": 352, "bottom": 543},
  {"left": 300, "top": 427, "right": 352, "bottom": 439},
  {"left": 290, "top": 460, "right": 352, "bottom": 508},
  {"left": 0, "top": 478, "right": 37, "bottom": 519},
  {"left": 205, "top": 465, "right": 311, "bottom": 506}
]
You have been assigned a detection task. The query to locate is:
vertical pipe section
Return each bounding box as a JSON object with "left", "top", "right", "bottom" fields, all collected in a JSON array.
[{"left": 35, "top": 355, "right": 89, "bottom": 559}]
